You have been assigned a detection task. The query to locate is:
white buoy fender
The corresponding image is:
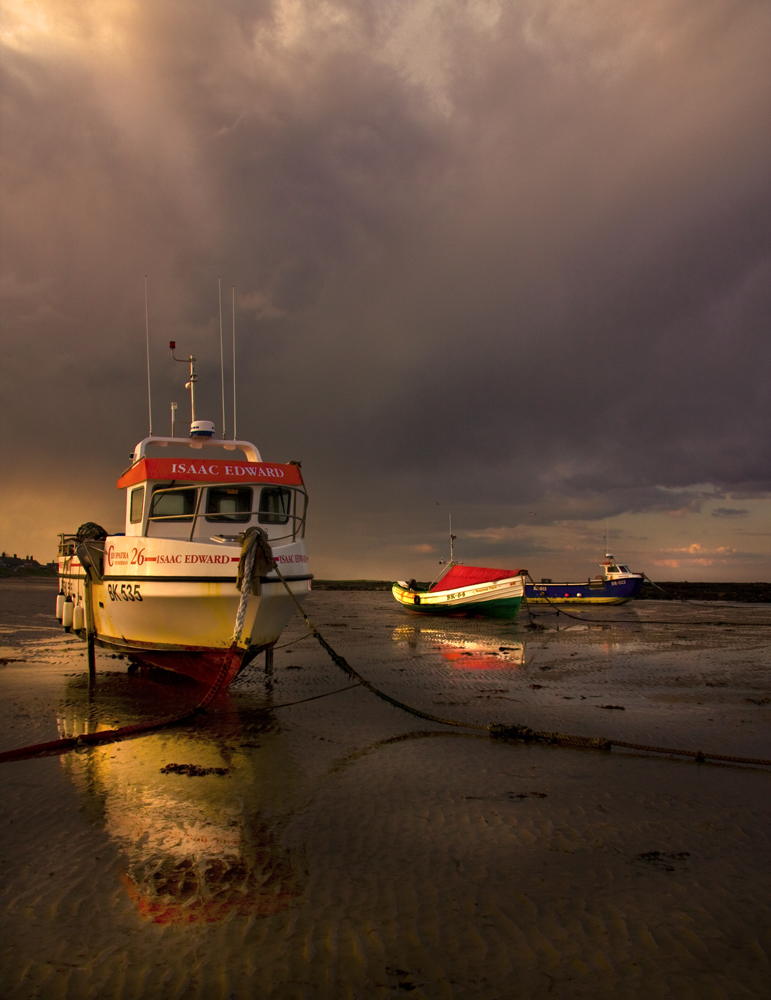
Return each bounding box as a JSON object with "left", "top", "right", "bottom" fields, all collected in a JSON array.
[
  {"left": 72, "top": 605, "right": 84, "bottom": 631},
  {"left": 62, "top": 600, "right": 74, "bottom": 631},
  {"left": 55, "top": 593, "right": 65, "bottom": 620}
]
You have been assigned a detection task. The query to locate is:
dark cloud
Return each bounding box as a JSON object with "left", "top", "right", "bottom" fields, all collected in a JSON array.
[{"left": 2, "top": 0, "right": 771, "bottom": 575}]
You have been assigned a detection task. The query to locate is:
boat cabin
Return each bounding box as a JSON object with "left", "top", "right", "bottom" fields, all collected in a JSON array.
[
  {"left": 117, "top": 437, "right": 307, "bottom": 544},
  {"left": 597, "top": 553, "right": 635, "bottom": 580}
]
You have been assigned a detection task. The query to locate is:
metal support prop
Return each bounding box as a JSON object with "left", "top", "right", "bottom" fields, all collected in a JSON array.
[
  {"left": 264, "top": 646, "right": 274, "bottom": 674},
  {"left": 83, "top": 575, "right": 96, "bottom": 685}
]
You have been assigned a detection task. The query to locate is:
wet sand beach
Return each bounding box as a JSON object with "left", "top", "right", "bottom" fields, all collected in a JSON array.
[{"left": 1, "top": 578, "right": 770, "bottom": 999}]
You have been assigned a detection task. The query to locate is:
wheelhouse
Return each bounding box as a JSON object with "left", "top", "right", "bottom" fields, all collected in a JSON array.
[
  {"left": 117, "top": 437, "right": 307, "bottom": 544},
  {"left": 598, "top": 553, "right": 637, "bottom": 580},
  {"left": 127, "top": 481, "right": 307, "bottom": 542}
]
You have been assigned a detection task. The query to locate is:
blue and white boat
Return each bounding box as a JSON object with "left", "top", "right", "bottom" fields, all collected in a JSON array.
[{"left": 525, "top": 553, "right": 643, "bottom": 605}]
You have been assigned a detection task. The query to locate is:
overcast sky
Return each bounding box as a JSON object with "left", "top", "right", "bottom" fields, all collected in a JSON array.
[{"left": 2, "top": 0, "right": 771, "bottom": 580}]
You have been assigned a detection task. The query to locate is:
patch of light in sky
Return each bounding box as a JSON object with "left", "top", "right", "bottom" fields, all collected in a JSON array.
[
  {"left": 519, "top": 0, "right": 679, "bottom": 77},
  {"left": 0, "top": 0, "right": 133, "bottom": 54}
]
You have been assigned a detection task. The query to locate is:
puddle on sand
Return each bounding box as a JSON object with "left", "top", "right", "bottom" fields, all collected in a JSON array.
[{"left": 1, "top": 582, "right": 771, "bottom": 999}]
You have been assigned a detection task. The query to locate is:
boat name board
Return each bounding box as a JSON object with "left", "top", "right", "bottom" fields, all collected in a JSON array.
[
  {"left": 108, "top": 582, "right": 143, "bottom": 602},
  {"left": 105, "top": 546, "right": 310, "bottom": 567},
  {"left": 106, "top": 545, "right": 239, "bottom": 566},
  {"left": 117, "top": 458, "right": 304, "bottom": 489}
]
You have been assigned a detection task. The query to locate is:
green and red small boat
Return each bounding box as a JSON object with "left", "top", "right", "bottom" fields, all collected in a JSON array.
[{"left": 393, "top": 564, "right": 526, "bottom": 618}]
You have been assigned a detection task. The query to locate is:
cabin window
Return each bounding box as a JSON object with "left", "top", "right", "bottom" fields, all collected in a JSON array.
[
  {"left": 206, "top": 487, "right": 253, "bottom": 523},
  {"left": 150, "top": 487, "right": 198, "bottom": 522},
  {"left": 258, "top": 486, "right": 292, "bottom": 525},
  {"left": 619, "top": 565, "right": 630, "bottom": 573},
  {"left": 608, "top": 565, "right": 620, "bottom": 574},
  {"left": 129, "top": 487, "right": 145, "bottom": 524}
]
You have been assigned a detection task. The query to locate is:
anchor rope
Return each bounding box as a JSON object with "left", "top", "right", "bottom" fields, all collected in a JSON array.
[
  {"left": 272, "top": 565, "right": 771, "bottom": 768},
  {"left": 0, "top": 540, "right": 264, "bottom": 765},
  {"left": 232, "top": 541, "right": 257, "bottom": 642},
  {"left": 0, "top": 637, "right": 243, "bottom": 764},
  {"left": 274, "top": 631, "right": 313, "bottom": 649},
  {"left": 3, "top": 557, "right": 770, "bottom": 768}
]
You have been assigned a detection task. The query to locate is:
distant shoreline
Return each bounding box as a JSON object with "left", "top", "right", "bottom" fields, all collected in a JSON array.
[{"left": 4, "top": 573, "right": 770, "bottom": 603}]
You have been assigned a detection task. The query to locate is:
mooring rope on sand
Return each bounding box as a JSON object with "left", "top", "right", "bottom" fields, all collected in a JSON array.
[
  {"left": 0, "top": 540, "right": 261, "bottom": 765},
  {"left": 271, "top": 565, "right": 771, "bottom": 769},
  {"left": 0, "top": 651, "right": 236, "bottom": 765},
  {"left": 3, "top": 553, "right": 771, "bottom": 768}
]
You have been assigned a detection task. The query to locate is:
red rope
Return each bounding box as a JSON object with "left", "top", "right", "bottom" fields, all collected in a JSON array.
[{"left": 0, "top": 644, "right": 242, "bottom": 765}]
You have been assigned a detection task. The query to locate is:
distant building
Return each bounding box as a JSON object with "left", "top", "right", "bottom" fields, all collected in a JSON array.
[{"left": 0, "top": 552, "right": 55, "bottom": 575}]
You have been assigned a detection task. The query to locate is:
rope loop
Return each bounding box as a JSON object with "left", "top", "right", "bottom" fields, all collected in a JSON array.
[{"left": 233, "top": 542, "right": 257, "bottom": 643}]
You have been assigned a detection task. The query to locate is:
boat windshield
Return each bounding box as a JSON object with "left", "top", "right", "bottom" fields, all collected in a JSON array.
[
  {"left": 619, "top": 565, "right": 630, "bottom": 573},
  {"left": 258, "top": 487, "right": 292, "bottom": 525},
  {"left": 206, "top": 487, "right": 252, "bottom": 523},
  {"left": 607, "top": 565, "right": 620, "bottom": 573},
  {"left": 145, "top": 483, "right": 307, "bottom": 540},
  {"left": 150, "top": 487, "right": 197, "bottom": 522}
]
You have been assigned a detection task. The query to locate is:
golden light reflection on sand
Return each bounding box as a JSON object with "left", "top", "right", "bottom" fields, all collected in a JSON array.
[{"left": 58, "top": 678, "right": 305, "bottom": 926}]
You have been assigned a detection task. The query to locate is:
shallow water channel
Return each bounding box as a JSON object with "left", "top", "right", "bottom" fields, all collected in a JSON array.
[{"left": 1, "top": 579, "right": 770, "bottom": 999}]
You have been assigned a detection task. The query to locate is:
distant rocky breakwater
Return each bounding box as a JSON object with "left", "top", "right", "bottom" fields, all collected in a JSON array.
[
  {"left": 639, "top": 581, "right": 771, "bottom": 602},
  {"left": 313, "top": 579, "right": 771, "bottom": 602}
]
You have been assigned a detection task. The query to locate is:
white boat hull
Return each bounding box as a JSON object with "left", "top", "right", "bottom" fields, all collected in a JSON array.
[
  {"left": 392, "top": 575, "right": 524, "bottom": 618},
  {"left": 58, "top": 536, "right": 311, "bottom": 684}
]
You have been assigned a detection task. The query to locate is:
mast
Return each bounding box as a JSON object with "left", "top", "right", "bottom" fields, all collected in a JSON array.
[{"left": 170, "top": 341, "right": 198, "bottom": 423}]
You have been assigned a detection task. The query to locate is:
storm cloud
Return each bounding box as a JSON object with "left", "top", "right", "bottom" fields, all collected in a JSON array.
[{"left": 2, "top": 0, "right": 771, "bottom": 579}]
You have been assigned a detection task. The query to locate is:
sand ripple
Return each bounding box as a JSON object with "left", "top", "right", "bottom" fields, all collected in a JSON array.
[{"left": 1, "top": 585, "right": 770, "bottom": 997}]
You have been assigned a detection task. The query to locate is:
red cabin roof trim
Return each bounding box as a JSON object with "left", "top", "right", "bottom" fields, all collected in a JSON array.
[{"left": 117, "top": 457, "right": 304, "bottom": 489}]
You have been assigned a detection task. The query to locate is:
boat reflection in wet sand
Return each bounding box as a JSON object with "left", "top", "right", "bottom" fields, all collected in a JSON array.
[
  {"left": 525, "top": 552, "right": 643, "bottom": 605},
  {"left": 58, "top": 674, "right": 305, "bottom": 924},
  {"left": 393, "top": 625, "right": 525, "bottom": 668}
]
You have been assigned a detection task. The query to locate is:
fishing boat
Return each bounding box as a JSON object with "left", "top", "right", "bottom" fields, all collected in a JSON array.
[
  {"left": 524, "top": 553, "right": 643, "bottom": 605},
  {"left": 393, "top": 566, "right": 526, "bottom": 618},
  {"left": 56, "top": 343, "right": 311, "bottom": 689},
  {"left": 392, "top": 520, "right": 525, "bottom": 618}
]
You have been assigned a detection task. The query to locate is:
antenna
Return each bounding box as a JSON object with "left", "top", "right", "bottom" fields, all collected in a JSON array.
[
  {"left": 170, "top": 401, "right": 177, "bottom": 437},
  {"left": 218, "top": 277, "right": 226, "bottom": 438},
  {"left": 144, "top": 276, "right": 153, "bottom": 434},
  {"left": 449, "top": 513, "right": 456, "bottom": 563},
  {"left": 232, "top": 285, "right": 237, "bottom": 440}
]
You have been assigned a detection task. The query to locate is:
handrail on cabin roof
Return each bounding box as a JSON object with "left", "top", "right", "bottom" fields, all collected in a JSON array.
[{"left": 131, "top": 436, "right": 262, "bottom": 464}]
